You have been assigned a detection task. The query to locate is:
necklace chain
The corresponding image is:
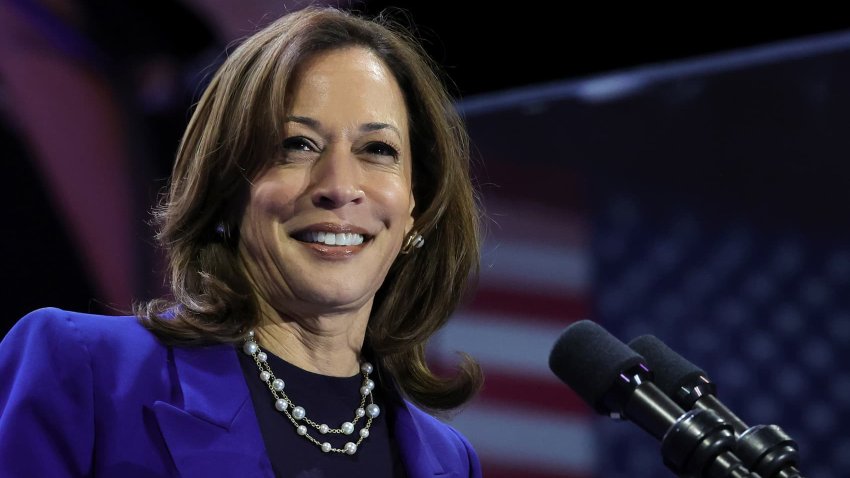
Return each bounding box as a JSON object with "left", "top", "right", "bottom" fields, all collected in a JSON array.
[{"left": 242, "top": 331, "right": 381, "bottom": 455}]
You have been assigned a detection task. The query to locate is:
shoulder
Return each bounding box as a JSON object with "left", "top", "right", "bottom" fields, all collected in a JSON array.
[
  {"left": 0, "top": 308, "right": 175, "bottom": 475},
  {"left": 402, "top": 400, "right": 469, "bottom": 443},
  {"left": 3, "top": 307, "right": 164, "bottom": 365},
  {"left": 1, "top": 307, "right": 176, "bottom": 422},
  {"left": 8, "top": 306, "right": 154, "bottom": 340},
  {"left": 400, "top": 400, "right": 481, "bottom": 475}
]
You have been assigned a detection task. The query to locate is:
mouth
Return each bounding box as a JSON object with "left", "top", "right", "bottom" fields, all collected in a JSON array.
[
  {"left": 296, "top": 231, "right": 366, "bottom": 246},
  {"left": 291, "top": 223, "right": 374, "bottom": 247}
]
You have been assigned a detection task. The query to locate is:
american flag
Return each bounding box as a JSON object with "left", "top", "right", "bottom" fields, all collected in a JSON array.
[
  {"left": 429, "top": 31, "right": 850, "bottom": 477},
  {"left": 590, "top": 192, "right": 850, "bottom": 478},
  {"left": 429, "top": 163, "right": 594, "bottom": 478}
]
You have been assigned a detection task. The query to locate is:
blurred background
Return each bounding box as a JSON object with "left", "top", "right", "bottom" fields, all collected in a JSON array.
[{"left": 3, "top": 1, "right": 849, "bottom": 476}]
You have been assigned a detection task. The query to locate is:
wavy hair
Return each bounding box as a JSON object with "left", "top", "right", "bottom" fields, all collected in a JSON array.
[{"left": 136, "top": 7, "right": 482, "bottom": 411}]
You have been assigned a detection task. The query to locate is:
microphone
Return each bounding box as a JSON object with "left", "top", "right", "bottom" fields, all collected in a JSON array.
[
  {"left": 548, "top": 320, "right": 757, "bottom": 477},
  {"left": 629, "top": 334, "right": 804, "bottom": 478}
]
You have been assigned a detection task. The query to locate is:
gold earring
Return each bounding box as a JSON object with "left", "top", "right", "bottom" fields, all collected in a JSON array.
[{"left": 400, "top": 230, "right": 424, "bottom": 254}]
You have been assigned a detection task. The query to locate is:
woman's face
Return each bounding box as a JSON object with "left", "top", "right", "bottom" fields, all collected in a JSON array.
[{"left": 238, "top": 47, "right": 415, "bottom": 317}]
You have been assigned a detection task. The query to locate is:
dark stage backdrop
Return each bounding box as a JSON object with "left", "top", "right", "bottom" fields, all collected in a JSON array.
[{"left": 427, "top": 30, "right": 850, "bottom": 477}]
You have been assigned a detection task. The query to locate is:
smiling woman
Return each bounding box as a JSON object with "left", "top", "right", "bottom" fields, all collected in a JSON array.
[
  {"left": 0, "top": 7, "right": 483, "bottom": 478},
  {"left": 238, "top": 48, "right": 416, "bottom": 335}
]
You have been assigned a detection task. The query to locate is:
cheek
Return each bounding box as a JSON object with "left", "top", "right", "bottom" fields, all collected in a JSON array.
[
  {"left": 248, "top": 176, "right": 302, "bottom": 220},
  {"left": 371, "top": 176, "right": 413, "bottom": 224}
]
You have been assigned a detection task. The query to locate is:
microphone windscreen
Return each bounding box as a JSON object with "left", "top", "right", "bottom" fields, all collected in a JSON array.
[
  {"left": 629, "top": 335, "right": 706, "bottom": 396},
  {"left": 548, "top": 320, "right": 645, "bottom": 414}
]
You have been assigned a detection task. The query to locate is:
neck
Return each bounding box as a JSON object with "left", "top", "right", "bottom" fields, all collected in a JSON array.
[{"left": 253, "top": 302, "right": 371, "bottom": 377}]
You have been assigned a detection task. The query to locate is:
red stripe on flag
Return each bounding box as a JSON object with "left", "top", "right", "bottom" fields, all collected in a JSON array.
[
  {"left": 477, "top": 370, "right": 591, "bottom": 415},
  {"left": 475, "top": 162, "right": 588, "bottom": 211},
  {"left": 430, "top": 361, "right": 589, "bottom": 415},
  {"left": 464, "top": 287, "right": 589, "bottom": 324}
]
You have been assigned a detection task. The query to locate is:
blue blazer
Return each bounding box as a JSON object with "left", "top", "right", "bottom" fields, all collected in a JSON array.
[{"left": 0, "top": 308, "right": 481, "bottom": 477}]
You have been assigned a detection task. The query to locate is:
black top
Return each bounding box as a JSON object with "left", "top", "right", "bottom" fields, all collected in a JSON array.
[{"left": 237, "top": 347, "right": 407, "bottom": 478}]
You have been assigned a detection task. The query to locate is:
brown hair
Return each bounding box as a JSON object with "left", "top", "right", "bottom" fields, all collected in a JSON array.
[{"left": 136, "top": 7, "right": 482, "bottom": 411}]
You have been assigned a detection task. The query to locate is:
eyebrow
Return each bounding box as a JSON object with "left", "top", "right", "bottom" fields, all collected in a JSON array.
[{"left": 286, "top": 116, "right": 401, "bottom": 137}]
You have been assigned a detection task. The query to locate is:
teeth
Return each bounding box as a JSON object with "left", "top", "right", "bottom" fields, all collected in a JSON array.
[{"left": 307, "top": 231, "right": 364, "bottom": 246}]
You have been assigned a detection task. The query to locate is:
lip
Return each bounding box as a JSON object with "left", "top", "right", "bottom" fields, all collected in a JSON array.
[{"left": 301, "top": 242, "right": 363, "bottom": 259}]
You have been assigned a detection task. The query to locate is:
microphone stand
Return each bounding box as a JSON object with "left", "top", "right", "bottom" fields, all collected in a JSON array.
[
  {"left": 676, "top": 379, "right": 804, "bottom": 478},
  {"left": 605, "top": 365, "right": 759, "bottom": 478}
]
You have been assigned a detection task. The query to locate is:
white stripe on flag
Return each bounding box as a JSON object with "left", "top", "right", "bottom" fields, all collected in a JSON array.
[
  {"left": 445, "top": 402, "right": 597, "bottom": 473},
  {"left": 482, "top": 198, "right": 586, "bottom": 244},
  {"left": 431, "top": 312, "right": 570, "bottom": 381},
  {"left": 479, "top": 240, "right": 590, "bottom": 294}
]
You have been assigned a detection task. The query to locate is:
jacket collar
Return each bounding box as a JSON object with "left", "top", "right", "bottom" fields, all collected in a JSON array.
[
  {"left": 153, "top": 343, "right": 447, "bottom": 477},
  {"left": 379, "top": 368, "right": 449, "bottom": 478},
  {"left": 394, "top": 401, "right": 449, "bottom": 477},
  {"left": 153, "top": 344, "right": 274, "bottom": 477}
]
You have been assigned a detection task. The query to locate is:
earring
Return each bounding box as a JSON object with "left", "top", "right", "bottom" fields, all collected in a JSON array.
[
  {"left": 215, "top": 221, "right": 232, "bottom": 242},
  {"left": 400, "top": 230, "right": 424, "bottom": 254}
]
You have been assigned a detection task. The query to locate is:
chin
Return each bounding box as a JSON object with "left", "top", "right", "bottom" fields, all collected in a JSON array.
[{"left": 292, "top": 285, "right": 377, "bottom": 312}]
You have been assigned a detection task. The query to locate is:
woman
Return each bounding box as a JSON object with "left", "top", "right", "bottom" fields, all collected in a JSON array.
[{"left": 0, "top": 7, "right": 483, "bottom": 477}]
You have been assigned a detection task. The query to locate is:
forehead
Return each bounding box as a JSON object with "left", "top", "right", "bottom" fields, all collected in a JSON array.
[
  {"left": 296, "top": 47, "right": 394, "bottom": 86},
  {"left": 286, "top": 47, "right": 409, "bottom": 132}
]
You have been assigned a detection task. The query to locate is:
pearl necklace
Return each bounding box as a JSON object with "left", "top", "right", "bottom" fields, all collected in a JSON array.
[{"left": 242, "top": 331, "right": 380, "bottom": 455}]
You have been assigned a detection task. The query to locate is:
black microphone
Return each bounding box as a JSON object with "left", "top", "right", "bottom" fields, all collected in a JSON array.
[
  {"left": 629, "top": 334, "right": 804, "bottom": 478},
  {"left": 548, "top": 320, "right": 757, "bottom": 478}
]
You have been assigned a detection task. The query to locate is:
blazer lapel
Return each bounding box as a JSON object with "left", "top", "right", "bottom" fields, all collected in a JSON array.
[
  {"left": 153, "top": 344, "right": 273, "bottom": 477},
  {"left": 394, "top": 401, "right": 447, "bottom": 478}
]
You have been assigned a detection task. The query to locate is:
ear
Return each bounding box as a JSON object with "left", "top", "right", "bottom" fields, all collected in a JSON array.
[{"left": 405, "top": 190, "right": 416, "bottom": 234}]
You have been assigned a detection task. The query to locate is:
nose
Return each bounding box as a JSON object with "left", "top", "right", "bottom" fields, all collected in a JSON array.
[{"left": 310, "top": 145, "right": 365, "bottom": 209}]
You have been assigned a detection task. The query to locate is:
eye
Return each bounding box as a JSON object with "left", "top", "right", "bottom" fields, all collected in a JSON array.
[
  {"left": 362, "top": 141, "right": 400, "bottom": 160},
  {"left": 281, "top": 136, "right": 319, "bottom": 152}
]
